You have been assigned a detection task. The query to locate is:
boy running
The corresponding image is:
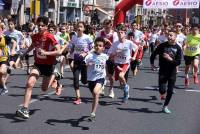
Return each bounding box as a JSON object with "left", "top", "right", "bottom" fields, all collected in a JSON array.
[
  {"left": 15, "top": 16, "right": 61, "bottom": 119},
  {"left": 85, "top": 37, "right": 108, "bottom": 121}
]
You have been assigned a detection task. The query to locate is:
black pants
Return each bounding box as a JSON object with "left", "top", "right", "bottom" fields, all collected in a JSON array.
[
  {"left": 73, "top": 61, "right": 87, "bottom": 90},
  {"left": 159, "top": 71, "right": 176, "bottom": 106}
]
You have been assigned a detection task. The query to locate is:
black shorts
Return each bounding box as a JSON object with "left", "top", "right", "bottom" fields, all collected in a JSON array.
[
  {"left": 33, "top": 63, "right": 55, "bottom": 77},
  {"left": 184, "top": 55, "right": 199, "bottom": 65},
  {"left": 9, "top": 54, "right": 19, "bottom": 62},
  {"left": 0, "top": 61, "right": 8, "bottom": 66},
  {"left": 68, "top": 58, "right": 74, "bottom": 65},
  {"left": 106, "top": 59, "right": 115, "bottom": 75},
  {"left": 88, "top": 78, "right": 105, "bottom": 93}
]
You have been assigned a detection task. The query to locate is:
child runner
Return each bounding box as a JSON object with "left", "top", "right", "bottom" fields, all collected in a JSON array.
[
  {"left": 85, "top": 37, "right": 108, "bottom": 121},
  {"left": 150, "top": 30, "right": 182, "bottom": 114},
  {"left": 69, "top": 21, "right": 94, "bottom": 105},
  {"left": 108, "top": 24, "right": 138, "bottom": 103},
  {"left": 15, "top": 16, "right": 61, "bottom": 119}
]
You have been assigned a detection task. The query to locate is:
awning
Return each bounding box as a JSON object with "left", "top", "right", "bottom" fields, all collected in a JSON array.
[
  {"left": 95, "top": 7, "right": 109, "bottom": 15},
  {"left": 0, "top": 0, "right": 5, "bottom": 6}
]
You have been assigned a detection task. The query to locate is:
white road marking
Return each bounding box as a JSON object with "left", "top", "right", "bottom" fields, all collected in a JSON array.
[
  {"left": 19, "top": 90, "right": 57, "bottom": 107},
  {"left": 185, "top": 90, "right": 200, "bottom": 93},
  {"left": 144, "top": 86, "right": 158, "bottom": 90}
]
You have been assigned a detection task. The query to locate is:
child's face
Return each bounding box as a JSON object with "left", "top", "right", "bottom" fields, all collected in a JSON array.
[{"left": 94, "top": 41, "right": 105, "bottom": 53}]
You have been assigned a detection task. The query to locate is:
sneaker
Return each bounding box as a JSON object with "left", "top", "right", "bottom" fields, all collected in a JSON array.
[
  {"left": 123, "top": 84, "right": 129, "bottom": 102},
  {"left": 193, "top": 75, "right": 199, "bottom": 84},
  {"left": 73, "top": 98, "right": 82, "bottom": 105},
  {"left": 0, "top": 88, "right": 8, "bottom": 95},
  {"left": 16, "top": 107, "right": 30, "bottom": 119},
  {"left": 184, "top": 77, "right": 189, "bottom": 86},
  {"left": 108, "top": 88, "right": 115, "bottom": 98},
  {"left": 88, "top": 113, "right": 95, "bottom": 122},
  {"left": 162, "top": 106, "right": 172, "bottom": 114}
]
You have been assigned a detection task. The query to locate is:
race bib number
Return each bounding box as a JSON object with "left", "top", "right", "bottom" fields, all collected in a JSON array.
[
  {"left": 74, "top": 46, "right": 83, "bottom": 54},
  {"left": 117, "top": 54, "right": 127, "bottom": 60},
  {"left": 188, "top": 46, "right": 198, "bottom": 52},
  {"left": 94, "top": 64, "right": 105, "bottom": 72},
  {"left": 36, "top": 51, "right": 47, "bottom": 59}
]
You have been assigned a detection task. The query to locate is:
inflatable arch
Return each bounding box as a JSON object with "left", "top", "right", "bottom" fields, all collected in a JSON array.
[{"left": 113, "top": 0, "right": 143, "bottom": 27}]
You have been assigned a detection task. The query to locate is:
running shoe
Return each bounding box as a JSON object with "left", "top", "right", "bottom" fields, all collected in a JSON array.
[
  {"left": 108, "top": 88, "right": 115, "bottom": 98},
  {"left": 88, "top": 113, "right": 95, "bottom": 122},
  {"left": 73, "top": 98, "right": 82, "bottom": 105},
  {"left": 123, "top": 84, "right": 129, "bottom": 102},
  {"left": 0, "top": 86, "right": 8, "bottom": 95},
  {"left": 16, "top": 107, "right": 30, "bottom": 119},
  {"left": 184, "top": 77, "right": 189, "bottom": 86},
  {"left": 162, "top": 106, "right": 172, "bottom": 114},
  {"left": 193, "top": 75, "right": 199, "bottom": 84}
]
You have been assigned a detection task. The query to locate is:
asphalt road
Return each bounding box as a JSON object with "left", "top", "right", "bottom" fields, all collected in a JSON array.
[{"left": 0, "top": 54, "right": 200, "bottom": 134}]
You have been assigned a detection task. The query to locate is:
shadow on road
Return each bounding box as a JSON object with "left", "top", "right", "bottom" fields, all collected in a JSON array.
[
  {"left": 0, "top": 109, "right": 40, "bottom": 123},
  {"left": 128, "top": 96, "right": 163, "bottom": 105},
  {"left": 45, "top": 116, "right": 90, "bottom": 130},
  {"left": 117, "top": 107, "right": 163, "bottom": 114}
]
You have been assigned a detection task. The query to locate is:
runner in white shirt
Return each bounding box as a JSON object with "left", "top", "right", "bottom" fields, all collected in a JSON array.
[
  {"left": 85, "top": 37, "right": 108, "bottom": 122},
  {"left": 69, "top": 21, "right": 94, "bottom": 105},
  {"left": 96, "top": 19, "right": 118, "bottom": 98},
  {"left": 175, "top": 23, "right": 187, "bottom": 73},
  {"left": 108, "top": 24, "right": 138, "bottom": 103}
]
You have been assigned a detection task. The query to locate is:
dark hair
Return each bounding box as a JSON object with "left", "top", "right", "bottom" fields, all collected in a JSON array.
[
  {"left": 94, "top": 37, "right": 105, "bottom": 46},
  {"left": 191, "top": 24, "right": 199, "bottom": 28},
  {"left": 116, "top": 23, "right": 126, "bottom": 31},
  {"left": 127, "top": 32, "right": 134, "bottom": 37},
  {"left": 48, "top": 24, "right": 57, "bottom": 31},
  {"left": 77, "top": 21, "right": 85, "bottom": 27},
  {"left": 131, "top": 21, "right": 137, "bottom": 25},
  {"left": 103, "top": 19, "right": 112, "bottom": 25},
  {"left": 36, "top": 16, "right": 49, "bottom": 25},
  {"left": 8, "top": 18, "right": 15, "bottom": 23}
]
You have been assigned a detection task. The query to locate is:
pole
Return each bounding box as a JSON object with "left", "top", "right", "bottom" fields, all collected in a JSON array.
[
  {"left": 80, "top": 0, "right": 83, "bottom": 21},
  {"left": 185, "top": 9, "right": 188, "bottom": 25}
]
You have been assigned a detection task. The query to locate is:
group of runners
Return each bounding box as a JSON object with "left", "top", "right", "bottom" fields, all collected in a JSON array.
[{"left": 0, "top": 16, "right": 200, "bottom": 121}]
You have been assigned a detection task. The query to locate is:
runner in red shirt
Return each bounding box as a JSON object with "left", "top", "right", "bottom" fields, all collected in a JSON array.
[{"left": 16, "top": 16, "right": 61, "bottom": 119}]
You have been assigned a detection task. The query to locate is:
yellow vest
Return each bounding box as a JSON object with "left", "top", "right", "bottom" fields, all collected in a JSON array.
[
  {"left": 184, "top": 34, "right": 200, "bottom": 56},
  {"left": 0, "top": 35, "right": 9, "bottom": 62}
]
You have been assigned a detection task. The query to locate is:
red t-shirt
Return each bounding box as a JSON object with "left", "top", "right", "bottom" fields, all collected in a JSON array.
[{"left": 32, "top": 32, "right": 57, "bottom": 65}]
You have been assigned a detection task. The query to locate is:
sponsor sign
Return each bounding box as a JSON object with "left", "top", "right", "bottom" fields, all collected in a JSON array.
[{"left": 143, "top": 0, "right": 200, "bottom": 9}]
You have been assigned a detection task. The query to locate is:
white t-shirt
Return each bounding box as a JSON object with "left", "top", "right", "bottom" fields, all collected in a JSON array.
[
  {"left": 69, "top": 34, "right": 94, "bottom": 60},
  {"left": 157, "top": 34, "right": 168, "bottom": 44},
  {"left": 85, "top": 52, "right": 108, "bottom": 81},
  {"left": 149, "top": 33, "right": 159, "bottom": 44},
  {"left": 4, "top": 29, "right": 24, "bottom": 54},
  {"left": 176, "top": 33, "right": 186, "bottom": 48},
  {"left": 108, "top": 39, "right": 138, "bottom": 64}
]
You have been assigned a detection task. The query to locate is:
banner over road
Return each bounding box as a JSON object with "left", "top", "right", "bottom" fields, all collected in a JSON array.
[{"left": 143, "top": 0, "right": 200, "bottom": 9}]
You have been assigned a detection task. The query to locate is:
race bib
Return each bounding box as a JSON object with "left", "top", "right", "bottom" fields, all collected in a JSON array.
[
  {"left": 117, "top": 54, "right": 127, "bottom": 60},
  {"left": 74, "top": 46, "right": 83, "bottom": 54},
  {"left": 188, "top": 46, "right": 198, "bottom": 52},
  {"left": 94, "top": 63, "right": 105, "bottom": 72},
  {"left": 36, "top": 50, "right": 47, "bottom": 59}
]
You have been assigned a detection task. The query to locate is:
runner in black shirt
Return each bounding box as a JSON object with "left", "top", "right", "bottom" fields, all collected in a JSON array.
[{"left": 150, "top": 30, "right": 182, "bottom": 114}]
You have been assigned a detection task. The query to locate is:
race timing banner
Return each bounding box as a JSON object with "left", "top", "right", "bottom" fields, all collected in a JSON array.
[{"left": 143, "top": 0, "right": 200, "bottom": 9}]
